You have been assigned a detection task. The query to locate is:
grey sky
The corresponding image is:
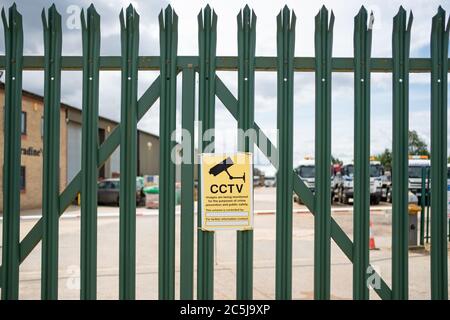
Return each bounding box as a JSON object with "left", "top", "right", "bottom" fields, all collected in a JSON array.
[{"left": 0, "top": 0, "right": 449, "bottom": 166}]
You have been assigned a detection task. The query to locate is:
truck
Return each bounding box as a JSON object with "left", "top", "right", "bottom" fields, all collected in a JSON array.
[
  {"left": 380, "top": 172, "right": 392, "bottom": 202},
  {"left": 383, "top": 155, "right": 431, "bottom": 203},
  {"left": 293, "top": 158, "right": 335, "bottom": 203},
  {"left": 333, "top": 160, "right": 383, "bottom": 205},
  {"left": 295, "top": 158, "right": 316, "bottom": 193},
  {"left": 406, "top": 155, "right": 430, "bottom": 204}
]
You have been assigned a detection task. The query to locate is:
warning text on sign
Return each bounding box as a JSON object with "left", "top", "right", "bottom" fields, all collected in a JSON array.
[{"left": 200, "top": 153, "right": 253, "bottom": 231}]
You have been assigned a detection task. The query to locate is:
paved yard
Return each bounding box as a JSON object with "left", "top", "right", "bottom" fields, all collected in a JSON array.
[{"left": 0, "top": 187, "right": 447, "bottom": 299}]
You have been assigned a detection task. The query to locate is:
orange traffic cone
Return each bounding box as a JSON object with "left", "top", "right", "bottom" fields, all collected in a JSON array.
[{"left": 369, "top": 220, "right": 378, "bottom": 250}]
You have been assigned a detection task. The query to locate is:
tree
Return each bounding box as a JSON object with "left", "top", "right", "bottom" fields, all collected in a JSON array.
[
  {"left": 331, "top": 155, "right": 343, "bottom": 166},
  {"left": 408, "top": 130, "right": 430, "bottom": 156},
  {"left": 374, "top": 148, "right": 392, "bottom": 171},
  {"left": 374, "top": 130, "right": 428, "bottom": 172}
]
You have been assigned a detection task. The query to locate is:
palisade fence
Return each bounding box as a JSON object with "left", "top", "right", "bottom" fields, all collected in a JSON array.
[{"left": 0, "top": 3, "right": 448, "bottom": 300}]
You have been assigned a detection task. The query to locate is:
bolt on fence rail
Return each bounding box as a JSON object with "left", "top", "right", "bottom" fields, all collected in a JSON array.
[{"left": 0, "top": 3, "right": 449, "bottom": 300}]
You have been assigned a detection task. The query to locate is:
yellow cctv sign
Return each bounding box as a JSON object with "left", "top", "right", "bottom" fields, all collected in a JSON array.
[{"left": 200, "top": 153, "right": 253, "bottom": 231}]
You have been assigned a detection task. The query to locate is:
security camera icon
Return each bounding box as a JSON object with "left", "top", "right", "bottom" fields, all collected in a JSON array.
[{"left": 209, "top": 157, "right": 245, "bottom": 182}]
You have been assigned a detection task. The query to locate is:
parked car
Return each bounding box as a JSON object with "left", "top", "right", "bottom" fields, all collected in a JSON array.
[
  {"left": 253, "top": 175, "right": 261, "bottom": 186},
  {"left": 264, "top": 175, "right": 276, "bottom": 187},
  {"left": 97, "top": 177, "right": 145, "bottom": 206}
]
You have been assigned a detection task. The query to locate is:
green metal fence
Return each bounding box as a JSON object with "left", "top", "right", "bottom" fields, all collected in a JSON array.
[
  {"left": 0, "top": 3, "right": 449, "bottom": 300},
  {"left": 420, "top": 167, "right": 450, "bottom": 245}
]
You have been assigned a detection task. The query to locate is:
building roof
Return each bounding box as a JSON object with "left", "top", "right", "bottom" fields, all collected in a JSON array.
[{"left": 0, "top": 81, "right": 159, "bottom": 139}]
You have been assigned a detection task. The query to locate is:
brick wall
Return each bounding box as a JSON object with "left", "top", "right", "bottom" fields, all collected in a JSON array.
[{"left": 0, "top": 89, "right": 68, "bottom": 211}]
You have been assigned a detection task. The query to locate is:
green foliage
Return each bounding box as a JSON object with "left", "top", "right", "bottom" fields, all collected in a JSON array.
[
  {"left": 374, "top": 131, "right": 429, "bottom": 172},
  {"left": 374, "top": 148, "right": 392, "bottom": 171},
  {"left": 331, "top": 155, "right": 343, "bottom": 165},
  {"left": 408, "top": 130, "right": 430, "bottom": 156}
]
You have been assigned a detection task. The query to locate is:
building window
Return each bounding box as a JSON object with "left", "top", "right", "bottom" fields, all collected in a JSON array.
[
  {"left": 21, "top": 111, "right": 27, "bottom": 135},
  {"left": 41, "top": 116, "right": 44, "bottom": 138},
  {"left": 20, "top": 166, "right": 26, "bottom": 191}
]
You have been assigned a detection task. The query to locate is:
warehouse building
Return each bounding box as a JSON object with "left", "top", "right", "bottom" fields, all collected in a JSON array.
[{"left": 0, "top": 82, "right": 160, "bottom": 210}]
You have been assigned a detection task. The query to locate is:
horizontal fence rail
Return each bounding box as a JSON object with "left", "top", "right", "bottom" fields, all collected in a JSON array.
[
  {"left": 0, "top": 56, "right": 449, "bottom": 72},
  {"left": 0, "top": 3, "right": 449, "bottom": 301}
]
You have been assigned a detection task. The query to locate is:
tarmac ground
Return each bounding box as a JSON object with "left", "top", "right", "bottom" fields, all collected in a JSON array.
[{"left": 0, "top": 186, "right": 448, "bottom": 299}]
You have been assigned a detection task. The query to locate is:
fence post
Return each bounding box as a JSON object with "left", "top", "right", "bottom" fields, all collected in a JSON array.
[
  {"left": 353, "top": 7, "right": 372, "bottom": 300},
  {"left": 391, "top": 6, "right": 412, "bottom": 300},
  {"left": 1, "top": 4, "right": 23, "bottom": 300},
  {"left": 430, "top": 6, "right": 449, "bottom": 300},
  {"left": 41, "top": 5, "right": 62, "bottom": 300},
  {"left": 314, "top": 6, "right": 333, "bottom": 300},
  {"left": 159, "top": 5, "right": 178, "bottom": 300},
  {"left": 420, "top": 167, "right": 426, "bottom": 246},
  {"left": 80, "top": 5, "right": 100, "bottom": 300},
  {"left": 236, "top": 5, "right": 256, "bottom": 300},
  {"left": 197, "top": 5, "right": 217, "bottom": 300},
  {"left": 275, "top": 5, "right": 295, "bottom": 300},
  {"left": 119, "top": 5, "right": 139, "bottom": 300},
  {"left": 180, "top": 67, "right": 195, "bottom": 300},
  {"left": 426, "top": 168, "right": 431, "bottom": 243}
]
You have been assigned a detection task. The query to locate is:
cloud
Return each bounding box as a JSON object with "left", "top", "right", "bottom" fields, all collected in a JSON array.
[{"left": 0, "top": 0, "right": 449, "bottom": 164}]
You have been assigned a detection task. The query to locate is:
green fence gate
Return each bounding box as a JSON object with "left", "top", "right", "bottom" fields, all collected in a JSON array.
[{"left": 0, "top": 3, "right": 449, "bottom": 300}]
